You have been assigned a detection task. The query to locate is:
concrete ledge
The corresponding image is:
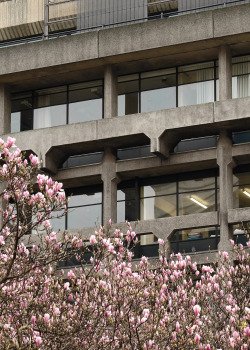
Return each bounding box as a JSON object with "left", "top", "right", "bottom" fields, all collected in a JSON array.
[
  {"left": 115, "top": 211, "right": 219, "bottom": 241},
  {"left": 6, "top": 97, "right": 250, "bottom": 171},
  {"left": 228, "top": 207, "right": 250, "bottom": 224},
  {"left": 0, "top": 4, "right": 249, "bottom": 79}
]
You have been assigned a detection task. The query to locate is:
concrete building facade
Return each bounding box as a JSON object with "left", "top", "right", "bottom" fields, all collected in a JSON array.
[{"left": 0, "top": 0, "right": 250, "bottom": 264}]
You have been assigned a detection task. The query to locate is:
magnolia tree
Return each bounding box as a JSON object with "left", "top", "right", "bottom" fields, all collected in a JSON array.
[{"left": 0, "top": 137, "right": 249, "bottom": 350}]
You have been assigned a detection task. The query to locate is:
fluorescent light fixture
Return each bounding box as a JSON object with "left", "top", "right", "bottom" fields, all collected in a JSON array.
[
  {"left": 190, "top": 196, "right": 208, "bottom": 209},
  {"left": 243, "top": 189, "right": 250, "bottom": 198}
]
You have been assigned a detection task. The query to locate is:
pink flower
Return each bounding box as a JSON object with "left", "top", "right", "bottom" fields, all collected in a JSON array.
[
  {"left": 31, "top": 315, "right": 36, "bottom": 325},
  {"left": 44, "top": 313, "right": 50, "bottom": 323},
  {"left": 176, "top": 321, "right": 180, "bottom": 332},
  {"left": 194, "top": 334, "right": 200, "bottom": 343},
  {"left": 158, "top": 238, "right": 164, "bottom": 246},
  {"left": 193, "top": 304, "right": 201, "bottom": 316},
  {"left": 35, "top": 336, "right": 42, "bottom": 347},
  {"left": 5, "top": 136, "right": 16, "bottom": 148},
  {"left": 90, "top": 235, "right": 96, "bottom": 244},
  {"left": 0, "top": 235, "right": 5, "bottom": 245}
]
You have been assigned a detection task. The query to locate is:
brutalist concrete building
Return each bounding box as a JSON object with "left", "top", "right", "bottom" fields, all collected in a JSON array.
[{"left": 0, "top": 0, "right": 250, "bottom": 264}]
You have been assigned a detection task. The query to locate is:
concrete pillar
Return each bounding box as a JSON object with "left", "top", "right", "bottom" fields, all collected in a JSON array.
[
  {"left": 217, "top": 131, "right": 235, "bottom": 251},
  {"left": 104, "top": 65, "right": 118, "bottom": 119},
  {"left": 219, "top": 45, "right": 232, "bottom": 101},
  {"left": 0, "top": 84, "right": 11, "bottom": 135},
  {"left": 101, "top": 147, "right": 120, "bottom": 225}
]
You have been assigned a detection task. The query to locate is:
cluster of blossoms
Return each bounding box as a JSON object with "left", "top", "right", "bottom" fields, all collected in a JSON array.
[{"left": 0, "top": 138, "right": 249, "bottom": 349}]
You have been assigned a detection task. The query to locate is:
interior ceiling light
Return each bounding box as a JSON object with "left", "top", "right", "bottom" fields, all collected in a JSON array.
[
  {"left": 243, "top": 189, "right": 250, "bottom": 198},
  {"left": 190, "top": 196, "right": 208, "bottom": 209}
]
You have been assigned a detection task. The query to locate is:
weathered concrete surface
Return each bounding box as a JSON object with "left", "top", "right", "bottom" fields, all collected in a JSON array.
[
  {"left": 5, "top": 97, "right": 250, "bottom": 172},
  {"left": 219, "top": 45, "right": 232, "bottom": 101},
  {"left": 228, "top": 208, "right": 250, "bottom": 224},
  {"left": 0, "top": 4, "right": 249, "bottom": 82}
]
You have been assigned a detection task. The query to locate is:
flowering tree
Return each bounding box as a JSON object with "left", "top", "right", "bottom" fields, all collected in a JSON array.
[{"left": 0, "top": 137, "right": 249, "bottom": 349}]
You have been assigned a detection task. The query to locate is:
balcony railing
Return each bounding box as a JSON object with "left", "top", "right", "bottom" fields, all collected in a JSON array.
[{"left": 0, "top": 0, "right": 249, "bottom": 48}]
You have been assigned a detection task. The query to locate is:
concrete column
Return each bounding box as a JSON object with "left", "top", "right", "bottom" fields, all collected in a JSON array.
[
  {"left": 217, "top": 131, "right": 235, "bottom": 251},
  {"left": 219, "top": 45, "right": 232, "bottom": 101},
  {"left": 101, "top": 147, "right": 120, "bottom": 225},
  {"left": 104, "top": 65, "right": 118, "bottom": 119},
  {"left": 0, "top": 84, "right": 11, "bottom": 135}
]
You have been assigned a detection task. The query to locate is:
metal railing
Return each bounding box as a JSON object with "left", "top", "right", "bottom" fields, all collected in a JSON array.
[{"left": 0, "top": 0, "right": 248, "bottom": 48}]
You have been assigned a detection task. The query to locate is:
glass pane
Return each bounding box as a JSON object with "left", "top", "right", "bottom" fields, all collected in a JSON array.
[
  {"left": 50, "top": 209, "right": 66, "bottom": 232},
  {"left": 179, "top": 190, "right": 215, "bottom": 215},
  {"left": 68, "top": 191, "right": 102, "bottom": 207},
  {"left": 141, "top": 71, "right": 176, "bottom": 112},
  {"left": 117, "top": 199, "right": 137, "bottom": 222},
  {"left": 233, "top": 186, "right": 250, "bottom": 209},
  {"left": 69, "top": 99, "right": 102, "bottom": 123},
  {"left": 118, "top": 93, "right": 139, "bottom": 116},
  {"left": 11, "top": 93, "right": 33, "bottom": 112},
  {"left": 69, "top": 84, "right": 103, "bottom": 103},
  {"left": 117, "top": 145, "right": 153, "bottom": 160},
  {"left": 178, "top": 80, "right": 214, "bottom": 106},
  {"left": 140, "top": 233, "right": 155, "bottom": 245},
  {"left": 179, "top": 177, "right": 215, "bottom": 193},
  {"left": 171, "top": 227, "right": 218, "bottom": 241},
  {"left": 118, "top": 76, "right": 139, "bottom": 116},
  {"left": 67, "top": 204, "right": 102, "bottom": 228},
  {"left": 141, "top": 86, "right": 176, "bottom": 112},
  {"left": 140, "top": 195, "right": 176, "bottom": 219},
  {"left": 33, "top": 105, "right": 67, "bottom": 129},
  {"left": 170, "top": 227, "right": 219, "bottom": 254},
  {"left": 11, "top": 112, "right": 21, "bottom": 133},
  {"left": 233, "top": 223, "right": 249, "bottom": 246},
  {"left": 141, "top": 182, "right": 176, "bottom": 198},
  {"left": 233, "top": 172, "right": 250, "bottom": 187},
  {"left": 117, "top": 188, "right": 136, "bottom": 201},
  {"left": 232, "top": 75, "right": 250, "bottom": 99},
  {"left": 178, "top": 63, "right": 214, "bottom": 106},
  {"left": 34, "top": 90, "right": 67, "bottom": 108}
]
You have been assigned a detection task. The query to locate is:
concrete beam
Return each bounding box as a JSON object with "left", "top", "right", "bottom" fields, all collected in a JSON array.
[
  {"left": 116, "top": 212, "right": 219, "bottom": 243},
  {"left": 6, "top": 97, "right": 250, "bottom": 172},
  {"left": 228, "top": 207, "right": 250, "bottom": 224},
  {"left": 0, "top": 5, "right": 250, "bottom": 81}
]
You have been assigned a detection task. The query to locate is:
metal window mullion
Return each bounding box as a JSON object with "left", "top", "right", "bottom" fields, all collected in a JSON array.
[
  {"left": 66, "top": 85, "right": 69, "bottom": 124},
  {"left": 135, "top": 178, "right": 140, "bottom": 220},
  {"left": 176, "top": 178, "right": 179, "bottom": 216},
  {"left": 214, "top": 60, "right": 217, "bottom": 102},
  {"left": 139, "top": 73, "right": 141, "bottom": 113},
  {"left": 176, "top": 66, "right": 178, "bottom": 107},
  {"left": 215, "top": 172, "right": 218, "bottom": 212}
]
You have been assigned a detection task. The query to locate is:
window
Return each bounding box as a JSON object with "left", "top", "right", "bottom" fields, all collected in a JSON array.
[
  {"left": 118, "top": 61, "right": 217, "bottom": 116},
  {"left": 11, "top": 80, "right": 104, "bottom": 132},
  {"left": 233, "top": 165, "right": 250, "bottom": 209},
  {"left": 232, "top": 55, "right": 250, "bottom": 99},
  {"left": 117, "top": 170, "right": 218, "bottom": 223},
  {"left": 50, "top": 185, "right": 103, "bottom": 230},
  {"left": 170, "top": 227, "right": 219, "bottom": 254}
]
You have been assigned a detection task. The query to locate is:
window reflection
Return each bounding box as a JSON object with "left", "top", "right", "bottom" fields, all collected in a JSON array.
[
  {"left": 11, "top": 80, "right": 104, "bottom": 132},
  {"left": 170, "top": 227, "right": 219, "bottom": 254},
  {"left": 232, "top": 55, "right": 250, "bottom": 99},
  {"left": 178, "top": 62, "right": 214, "bottom": 107},
  {"left": 233, "top": 170, "right": 250, "bottom": 209},
  {"left": 117, "top": 171, "right": 218, "bottom": 223},
  {"left": 67, "top": 187, "right": 103, "bottom": 229}
]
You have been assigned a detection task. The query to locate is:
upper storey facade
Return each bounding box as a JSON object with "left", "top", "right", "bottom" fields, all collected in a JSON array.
[{"left": 0, "top": 1, "right": 250, "bottom": 264}]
